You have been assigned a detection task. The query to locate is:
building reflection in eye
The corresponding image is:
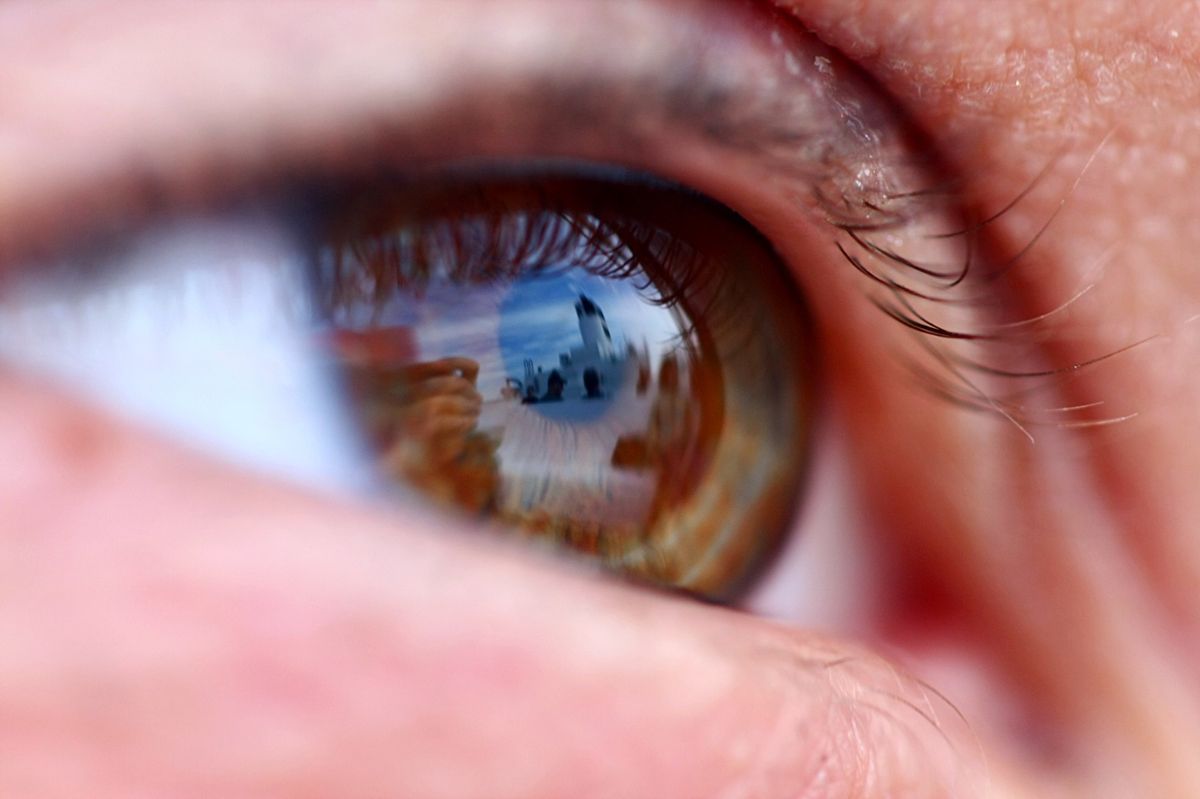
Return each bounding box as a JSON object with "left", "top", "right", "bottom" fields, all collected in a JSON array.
[
  {"left": 516, "top": 294, "right": 620, "bottom": 407},
  {"left": 329, "top": 264, "right": 713, "bottom": 562}
]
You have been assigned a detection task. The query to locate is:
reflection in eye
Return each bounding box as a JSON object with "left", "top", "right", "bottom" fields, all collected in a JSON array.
[{"left": 314, "top": 174, "right": 816, "bottom": 599}]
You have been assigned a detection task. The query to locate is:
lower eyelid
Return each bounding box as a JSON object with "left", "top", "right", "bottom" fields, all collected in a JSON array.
[{"left": 0, "top": 392, "right": 982, "bottom": 796}]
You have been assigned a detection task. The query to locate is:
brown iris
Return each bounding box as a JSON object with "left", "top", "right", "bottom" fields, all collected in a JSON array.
[{"left": 311, "top": 172, "right": 814, "bottom": 600}]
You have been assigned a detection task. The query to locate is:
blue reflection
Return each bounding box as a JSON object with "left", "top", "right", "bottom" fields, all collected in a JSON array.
[{"left": 498, "top": 270, "right": 639, "bottom": 422}]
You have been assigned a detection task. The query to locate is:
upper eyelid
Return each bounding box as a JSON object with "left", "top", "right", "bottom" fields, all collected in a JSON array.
[
  {"left": 14, "top": 0, "right": 1075, "bottom": 431},
  {"left": 0, "top": 0, "right": 921, "bottom": 268}
]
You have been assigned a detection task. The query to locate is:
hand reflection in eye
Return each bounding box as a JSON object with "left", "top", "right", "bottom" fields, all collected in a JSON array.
[
  {"left": 4, "top": 1, "right": 1200, "bottom": 798},
  {"left": 340, "top": 351, "right": 494, "bottom": 511}
]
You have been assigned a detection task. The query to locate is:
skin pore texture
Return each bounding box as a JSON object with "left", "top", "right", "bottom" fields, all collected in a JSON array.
[{"left": 2, "top": 1, "right": 1200, "bottom": 797}]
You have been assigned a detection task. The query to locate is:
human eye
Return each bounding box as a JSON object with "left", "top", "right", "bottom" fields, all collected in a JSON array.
[
  {"left": 10, "top": 0, "right": 1128, "bottom": 640},
  {"left": 3, "top": 0, "right": 984, "bottom": 612},
  {"left": 15, "top": 0, "right": 1190, "bottom": 796},
  {"left": 312, "top": 172, "right": 820, "bottom": 600},
  {"left": 4, "top": 0, "right": 1107, "bottom": 622}
]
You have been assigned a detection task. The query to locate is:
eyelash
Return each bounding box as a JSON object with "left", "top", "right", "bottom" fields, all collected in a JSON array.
[
  {"left": 312, "top": 174, "right": 794, "bottom": 373},
  {"left": 818, "top": 129, "right": 1141, "bottom": 438},
  {"left": 316, "top": 178, "right": 709, "bottom": 317}
]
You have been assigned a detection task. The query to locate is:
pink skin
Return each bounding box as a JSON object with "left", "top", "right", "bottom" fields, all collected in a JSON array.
[{"left": 2, "top": 0, "right": 1200, "bottom": 796}]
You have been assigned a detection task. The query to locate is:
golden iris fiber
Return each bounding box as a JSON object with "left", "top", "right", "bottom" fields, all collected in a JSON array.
[{"left": 313, "top": 174, "right": 814, "bottom": 599}]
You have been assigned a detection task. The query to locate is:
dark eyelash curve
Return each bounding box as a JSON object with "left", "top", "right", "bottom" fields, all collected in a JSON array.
[{"left": 816, "top": 129, "right": 1146, "bottom": 440}]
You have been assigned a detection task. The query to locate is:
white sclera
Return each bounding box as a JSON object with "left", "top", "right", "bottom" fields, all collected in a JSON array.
[
  {"left": 0, "top": 215, "right": 370, "bottom": 493},
  {"left": 742, "top": 417, "right": 882, "bottom": 630}
]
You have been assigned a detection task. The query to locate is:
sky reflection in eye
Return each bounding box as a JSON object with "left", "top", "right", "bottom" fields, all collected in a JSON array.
[{"left": 327, "top": 259, "right": 709, "bottom": 557}]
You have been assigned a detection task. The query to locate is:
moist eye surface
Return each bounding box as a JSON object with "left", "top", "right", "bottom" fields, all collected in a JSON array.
[{"left": 314, "top": 172, "right": 817, "bottom": 599}]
